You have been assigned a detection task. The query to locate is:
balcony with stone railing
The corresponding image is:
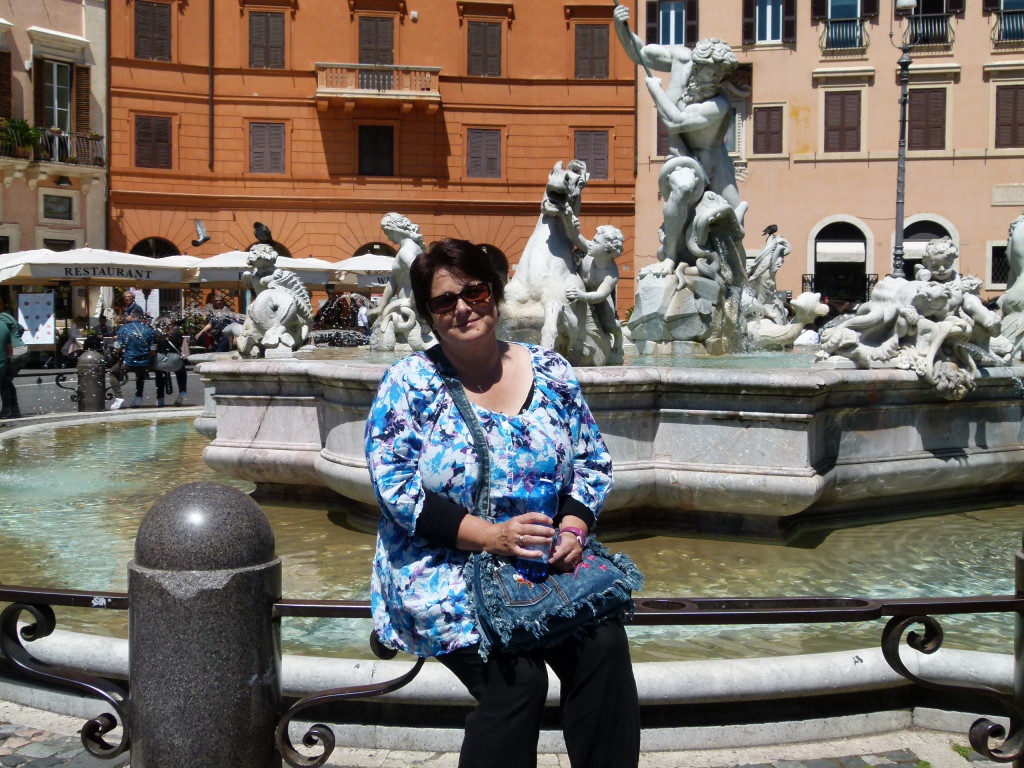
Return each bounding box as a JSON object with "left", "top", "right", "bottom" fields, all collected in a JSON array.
[{"left": 314, "top": 62, "right": 442, "bottom": 109}]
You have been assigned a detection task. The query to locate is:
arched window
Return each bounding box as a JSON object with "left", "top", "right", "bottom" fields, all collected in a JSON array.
[
  {"left": 354, "top": 241, "right": 397, "bottom": 258},
  {"left": 247, "top": 241, "right": 292, "bottom": 258},
  {"left": 903, "top": 220, "right": 952, "bottom": 278},
  {"left": 813, "top": 221, "right": 869, "bottom": 307},
  {"left": 130, "top": 237, "right": 179, "bottom": 258}
]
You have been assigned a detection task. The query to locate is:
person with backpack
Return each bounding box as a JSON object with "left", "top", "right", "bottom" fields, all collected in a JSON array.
[
  {"left": 114, "top": 310, "right": 159, "bottom": 408},
  {"left": 0, "top": 298, "right": 24, "bottom": 419}
]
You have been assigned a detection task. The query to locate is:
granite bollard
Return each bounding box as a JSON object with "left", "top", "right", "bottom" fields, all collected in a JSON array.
[{"left": 128, "top": 482, "right": 282, "bottom": 767}]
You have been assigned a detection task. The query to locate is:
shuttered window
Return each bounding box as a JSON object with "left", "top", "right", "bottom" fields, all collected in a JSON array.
[
  {"left": 907, "top": 88, "right": 946, "bottom": 151},
  {"left": 745, "top": 0, "right": 794, "bottom": 44},
  {"left": 359, "top": 16, "right": 394, "bottom": 89},
  {"left": 647, "top": 1, "right": 699, "bottom": 46},
  {"left": 575, "top": 24, "right": 609, "bottom": 80},
  {"left": 996, "top": 84, "right": 1024, "bottom": 148},
  {"left": 249, "top": 12, "right": 285, "bottom": 69},
  {"left": 135, "top": 115, "right": 172, "bottom": 169},
  {"left": 574, "top": 130, "right": 609, "bottom": 179},
  {"left": 467, "top": 128, "right": 501, "bottom": 178},
  {"left": 656, "top": 117, "right": 670, "bottom": 156},
  {"left": 358, "top": 125, "right": 394, "bottom": 176},
  {"left": 468, "top": 21, "right": 501, "bottom": 77},
  {"left": 74, "top": 66, "right": 90, "bottom": 134},
  {"left": 250, "top": 122, "right": 286, "bottom": 174},
  {"left": 753, "top": 106, "right": 783, "bottom": 154},
  {"left": 823, "top": 91, "right": 860, "bottom": 153},
  {"left": 0, "top": 51, "right": 11, "bottom": 120},
  {"left": 135, "top": 1, "right": 172, "bottom": 62}
]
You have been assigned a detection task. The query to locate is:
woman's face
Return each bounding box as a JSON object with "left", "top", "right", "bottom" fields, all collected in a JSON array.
[{"left": 428, "top": 268, "right": 497, "bottom": 351}]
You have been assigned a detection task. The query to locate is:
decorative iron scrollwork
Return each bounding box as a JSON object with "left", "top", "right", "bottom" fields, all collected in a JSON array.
[
  {"left": 274, "top": 655, "right": 425, "bottom": 768},
  {"left": 54, "top": 373, "right": 80, "bottom": 402},
  {"left": 0, "top": 602, "right": 131, "bottom": 759},
  {"left": 881, "top": 615, "right": 1024, "bottom": 763}
]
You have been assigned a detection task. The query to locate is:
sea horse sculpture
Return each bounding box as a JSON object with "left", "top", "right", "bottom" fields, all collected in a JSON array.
[{"left": 236, "top": 242, "right": 314, "bottom": 357}]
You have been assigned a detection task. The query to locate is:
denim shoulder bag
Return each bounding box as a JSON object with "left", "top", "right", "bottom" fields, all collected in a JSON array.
[{"left": 424, "top": 346, "right": 643, "bottom": 661}]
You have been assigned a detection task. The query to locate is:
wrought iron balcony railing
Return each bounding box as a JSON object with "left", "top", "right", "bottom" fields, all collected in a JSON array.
[
  {"left": 993, "top": 9, "right": 1024, "bottom": 43},
  {"left": 315, "top": 62, "right": 441, "bottom": 103},
  {"left": 905, "top": 12, "right": 955, "bottom": 47},
  {"left": 0, "top": 129, "right": 105, "bottom": 167},
  {"left": 820, "top": 17, "right": 868, "bottom": 51}
]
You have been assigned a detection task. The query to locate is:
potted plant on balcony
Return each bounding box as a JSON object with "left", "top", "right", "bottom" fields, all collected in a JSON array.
[{"left": 3, "top": 119, "right": 42, "bottom": 159}]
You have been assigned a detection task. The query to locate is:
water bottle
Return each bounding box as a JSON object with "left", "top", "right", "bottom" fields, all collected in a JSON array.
[{"left": 515, "top": 479, "right": 558, "bottom": 581}]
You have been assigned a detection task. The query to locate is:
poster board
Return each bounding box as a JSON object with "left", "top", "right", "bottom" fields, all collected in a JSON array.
[{"left": 18, "top": 292, "right": 56, "bottom": 346}]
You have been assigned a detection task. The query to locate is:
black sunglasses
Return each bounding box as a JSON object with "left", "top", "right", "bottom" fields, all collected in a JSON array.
[{"left": 427, "top": 281, "right": 493, "bottom": 315}]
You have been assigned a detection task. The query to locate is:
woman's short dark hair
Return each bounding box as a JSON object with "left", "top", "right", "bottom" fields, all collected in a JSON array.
[{"left": 410, "top": 238, "right": 505, "bottom": 323}]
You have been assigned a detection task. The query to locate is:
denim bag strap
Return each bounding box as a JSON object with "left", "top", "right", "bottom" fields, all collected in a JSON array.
[{"left": 423, "top": 345, "right": 492, "bottom": 520}]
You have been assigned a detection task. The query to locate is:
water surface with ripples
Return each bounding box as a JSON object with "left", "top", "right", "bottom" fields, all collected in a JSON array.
[{"left": 1, "top": 417, "right": 1018, "bottom": 662}]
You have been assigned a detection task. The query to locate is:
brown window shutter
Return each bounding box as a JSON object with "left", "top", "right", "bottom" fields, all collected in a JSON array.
[
  {"left": 742, "top": 0, "right": 755, "bottom": 45},
  {"left": 267, "top": 13, "right": 285, "bottom": 69},
  {"left": 575, "top": 130, "right": 608, "bottom": 179},
  {"left": 996, "top": 85, "right": 1024, "bottom": 149},
  {"left": 754, "top": 106, "right": 783, "bottom": 154},
  {"left": 909, "top": 88, "right": 945, "bottom": 151},
  {"left": 983, "top": 0, "right": 1000, "bottom": 12},
  {"left": 467, "top": 129, "right": 483, "bottom": 176},
  {"left": 136, "top": 1, "right": 152, "bottom": 59},
  {"left": 485, "top": 22, "right": 501, "bottom": 76},
  {"left": 250, "top": 122, "right": 267, "bottom": 173},
  {"left": 136, "top": 2, "right": 171, "bottom": 61},
  {"left": 656, "top": 117, "right": 669, "bottom": 156},
  {"left": 468, "top": 22, "right": 485, "bottom": 76},
  {"left": 782, "top": 0, "right": 797, "bottom": 42},
  {"left": 250, "top": 13, "right": 266, "bottom": 68},
  {"left": 74, "top": 66, "right": 90, "bottom": 134},
  {"left": 154, "top": 116, "right": 171, "bottom": 167},
  {"left": 685, "top": 0, "right": 699, "bottom": 46},
  {"left": 824, "top": 91, "right": 859, "bottom": 152},
  {"left": 646, "top": 1, "right": 659, "bottom": 44},
  {"left": 484, "top": 128, "right": 500, "bottom": 176},
  {"left": 947, "top": 0, "right": 965, "bottom": 14},
  {"left": 360, "top": 17, "right": 393, "bottom": 65},
  {"left": 136, "top": 115, "right": 172, "bottom": 168},
  {"left": 33, "top": 58, "right": 45, "bottom": 126},
  {"left": 135, "top": 115, "right": 153, "bottom": 167},
  {"left": 154, "top": 3, "right": 172, "bottom": 61},
  {"left": 0, "top": 51, "right": 11, "bottom": 120},
  {"left": 861, "top": 0, "right": 879, "bottom": 18},
  {"left": 576, "top": 25, "right": 608, "bottom": 79},
  {"left": 811, "top": 0, "right": 828, "bottom": 21}
]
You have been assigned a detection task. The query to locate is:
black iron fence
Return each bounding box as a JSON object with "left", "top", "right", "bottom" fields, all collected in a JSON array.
[{"left": 3, "top": 483, "right": 1024, "bottom": 767}]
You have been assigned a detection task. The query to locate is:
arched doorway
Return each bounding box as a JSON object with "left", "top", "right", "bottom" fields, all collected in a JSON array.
[
  {"left": 354, "top": 242, "right": 397, "bottom": 258},
  {"left": 903, "top": 220, "right": 952, "bottom": 280},
  {"left": 130, "top": 237, "right": 180, "bottom": 259},
  {"left": 246, "top": 240, "right": 292, "bottom": 258},
  {"left": 812, "top": 221, "right": 870, "bottom": 310},
  {"left": 129, "top": 237, "right": 183, "bottom": 317}
]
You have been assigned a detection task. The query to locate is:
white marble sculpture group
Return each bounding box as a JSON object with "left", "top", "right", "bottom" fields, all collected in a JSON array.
[{"left": 236, "top": 243, "right": 313, "bottom": 358}]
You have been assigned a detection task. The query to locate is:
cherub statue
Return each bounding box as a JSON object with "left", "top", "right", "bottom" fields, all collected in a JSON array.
[
  {"left": 369, "top": 212, "right": 433, "bottom": 351},
  {"left": 236, "top": 242, "right": 313, "bottom": 357},
  {"left": 565, "top": 225, "right": 624, "bottom": 359}
]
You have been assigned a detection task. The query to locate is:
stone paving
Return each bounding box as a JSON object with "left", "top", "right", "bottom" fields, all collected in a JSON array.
[{"left": 0, "top": 716, "right": 1006, "bottom": 768}]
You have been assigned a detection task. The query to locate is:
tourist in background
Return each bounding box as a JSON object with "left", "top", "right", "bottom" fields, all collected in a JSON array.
[
  {"left": 356, "top": 298, "right": 369, "bottom": 335},
  {"left": 364, "top": 238, "right": 639, "bottom": 768},
  {"left": 155, "top": 316, "right": 189, "bottom": 406},
  {"left": 121, "top": 291, "right": 144, "bottom": 319},
  {"left": 115, "top": 310, "right": 159, "bottom": 408},
  {"left": 0, "top": 298, "right": 19, "bottom": 419}
]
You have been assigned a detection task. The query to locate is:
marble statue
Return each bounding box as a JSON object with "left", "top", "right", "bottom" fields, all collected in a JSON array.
[
  {"left": 747, "top": 234, "right": 791, "bottom": 326},
  {"left": 368, "top": 212, "right": 434, "bottom": 352},
  {"left": 746, "top": 291, "right": 828, "bottom": 349},
  {"left": 566, "top": 225, "right": 625, "bottom": 363},
  {"left": 997, "top": 211, "right": 1024, "bottom": 358},
  {"left": 816, "top": 237, "right": 1011, "bottom": 400},
  {"left": 501, "top": 160, "right": 592, "bottom": 364},
  {"left": 236, "top": 243, "right": 314, "bottom": 357}
]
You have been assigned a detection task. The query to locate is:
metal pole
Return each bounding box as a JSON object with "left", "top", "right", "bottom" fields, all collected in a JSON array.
[{"left": 892, "top": 46, "right": 912, "bottom": 280}]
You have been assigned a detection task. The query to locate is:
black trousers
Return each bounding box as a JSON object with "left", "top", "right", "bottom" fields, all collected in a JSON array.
[{"left": 437, "top": 621, "right": 640, "bottom": 768}]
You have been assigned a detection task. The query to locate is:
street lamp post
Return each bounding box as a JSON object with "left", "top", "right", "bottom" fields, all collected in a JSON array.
[{"left": 890, "top": 0, "right": 918, "bottom": 280}]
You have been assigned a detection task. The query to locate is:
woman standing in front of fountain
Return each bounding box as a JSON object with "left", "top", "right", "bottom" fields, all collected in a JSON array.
[{"left": 364, "top": 238, "right": 640, "bottom": 768}]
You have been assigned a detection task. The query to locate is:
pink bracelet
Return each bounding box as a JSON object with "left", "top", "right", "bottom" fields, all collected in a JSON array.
[{"left": 558, "top": 526, "right": 588, "bottom": 549}]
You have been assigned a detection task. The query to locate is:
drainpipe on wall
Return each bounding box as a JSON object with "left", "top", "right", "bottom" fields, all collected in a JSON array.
[{"left": 208, "top": 0, "right": 214, "bottom": 171}]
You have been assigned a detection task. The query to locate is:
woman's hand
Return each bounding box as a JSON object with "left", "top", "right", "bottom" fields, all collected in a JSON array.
[
  {"left": 549, "top": 530, "right": 585, "bottom": 573},
  {"left": 483, "top": 512, "right": 553, "bottom": 558}
]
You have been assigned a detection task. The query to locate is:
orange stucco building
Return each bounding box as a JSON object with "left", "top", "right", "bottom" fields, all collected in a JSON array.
[{"left": 108, "top": 0, "right": 640, "bottom": 303}]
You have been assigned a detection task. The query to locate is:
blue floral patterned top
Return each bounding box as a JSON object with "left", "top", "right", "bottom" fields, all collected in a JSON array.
[{"left": 364, "top": 343, "right": 613, "bottom": 657}]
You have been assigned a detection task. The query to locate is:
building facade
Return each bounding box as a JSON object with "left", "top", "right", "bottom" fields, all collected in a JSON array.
[
  {"left": 635, "top": 0, "right": 1024, "bottom": 308},
  {"left": 108, "top": 0, "right": 640, "bottom": 303},
  {"left": 0, "top": 0, "right": 108, "bottom": 316}
]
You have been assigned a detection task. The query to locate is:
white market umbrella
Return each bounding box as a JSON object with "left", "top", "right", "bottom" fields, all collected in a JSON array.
[
  {"left": 0, "top": 247, "right": 199, "bottom": 287},
  {"left": 333, "top": 253, "right": 395, "bottom": 274},
  {"left": 196, "top": 250, "right": 339, "bottom": 288}
]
